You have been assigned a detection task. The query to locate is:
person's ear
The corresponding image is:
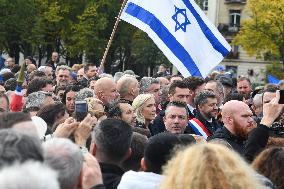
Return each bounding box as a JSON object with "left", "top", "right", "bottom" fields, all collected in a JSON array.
[
  {"left": 90, "top": 142, "right": 97, "bottom": 156},
  {"left": 98, "top": 91, "right": 104, "bottom": 99},
  {"left": 130, "top": 87, "right": 135, "bottom": 96},
  {"left": 227, "top": 116, "right": 233, "bottom": 125},
  {"left": 168, "top": 93, "right": 173, "bottom": 101},
  {"left": 140, "top": 158, "right": 147, "bottom": 171},
  {"left": 251, "top": 104, "right": 256, "bottom": 112},
  {"left": 124, "top": 148, "right": 132, "bottom": 161},
  {"left": 189, "top": 90, "right": 194, "bottom": 96}
]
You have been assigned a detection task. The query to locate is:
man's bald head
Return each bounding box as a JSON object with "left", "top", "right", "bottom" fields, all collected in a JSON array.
[
  {"left": 221, "top": 100, "right": 254, "bottom": 138},
  {"left": 94, "top": 77, "right": 119, "bottom": 105},
  {"left": 117, "top": 76, "right": 139, "bottom": 100},
  {"left": 222, "top": 100, "right": 247, "bottom": 118},
  {"left": 94, "top": 77, "right": 114, "bottom": 92}
]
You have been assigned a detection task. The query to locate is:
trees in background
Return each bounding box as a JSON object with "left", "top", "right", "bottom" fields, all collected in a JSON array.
[
  {"left": 234, "top": 0, "right": 284, "bottom": 70},
  {"left": 0, "top": 0, "right": 170, "bottom": 75}
]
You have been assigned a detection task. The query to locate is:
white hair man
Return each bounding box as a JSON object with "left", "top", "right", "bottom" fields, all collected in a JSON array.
[
  {"left": 43, "top": 138, "right": 104, "bottom": 189},
  {"left": 117, "top": 75, "right": 139, "bottom": 104},
  {"left": 0, "top": 161, "right": 60, "bottom": 189}
]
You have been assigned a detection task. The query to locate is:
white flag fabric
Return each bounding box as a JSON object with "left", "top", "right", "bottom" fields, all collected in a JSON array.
[{"left": 120, "top": 0, "right": 231, "bottom": 78}]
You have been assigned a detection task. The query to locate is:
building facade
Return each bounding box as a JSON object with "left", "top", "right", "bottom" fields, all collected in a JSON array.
[{"left": 203, "top": 0, "right": 268, "bottom": 84}]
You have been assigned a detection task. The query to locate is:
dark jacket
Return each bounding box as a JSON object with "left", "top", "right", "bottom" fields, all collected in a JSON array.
[
  {"left": 151, "top": 110, "right": 167, "bottom": 135},
  {"left": 135, "top": 121, "right": 160, "bottom": 137},
  {"left": 46, "top": 60, "right": 57, "bottom": 70},
  {"left": 99, "top": 163, "right": 124, "bottom": 189},
  {"left": 208, "top": 124, "right": 270, "bottom": 162},
  {"left": 193, "top": 110, "right": 223, "bottom": 136},
  {"left": 79, "top": 77, "right": 88, "bottom": 87},
  {"left": 91, "top": 184, "right": 105, "bottom": 189},
  {"left": 152, "top": 106, "right": 196, "bottom": 136}
]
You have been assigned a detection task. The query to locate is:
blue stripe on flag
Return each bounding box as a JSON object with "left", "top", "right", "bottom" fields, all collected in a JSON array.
[
  {"left": 125, "top": 2, "right": 202, "bottom": 77},
  {"left": 182, "top": 0, "right": 229, "bottom": 57},
  {"left": 188, "top": 122, "right": 202, "bottom": 136}
]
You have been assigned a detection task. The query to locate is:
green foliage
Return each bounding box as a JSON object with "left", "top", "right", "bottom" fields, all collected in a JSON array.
[
  {"left": 266, "top": 62, "right": 284, "bottom": 80},
  {"left": 0, "top": 0, "right": 171, "bottom": 73},
  {"left": 234, "top": 0, "right": 284, "bottom": 61}
]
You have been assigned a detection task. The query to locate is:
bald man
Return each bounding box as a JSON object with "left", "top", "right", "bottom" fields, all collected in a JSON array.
[
  {"left": 94, "top": 77, "right": 120, "bottom": 106},
  {"left": 116, "top": 76, "right": 139, "bottom": 104},
  {"left": 209, "top": 95, "right": 284, "bottom": 161}
]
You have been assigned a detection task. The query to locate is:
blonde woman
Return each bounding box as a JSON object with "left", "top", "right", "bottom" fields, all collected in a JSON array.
[
  {"left": 160, "top": 143, "right": 265, "bottom": 189},
  {"left": 132, "top": 94, "right": 156, "bottom": 136}
]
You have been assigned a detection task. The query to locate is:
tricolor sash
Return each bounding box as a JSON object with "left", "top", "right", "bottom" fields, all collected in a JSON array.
[{"left": 188, "top": 118, "right": 211, "bottom": 139}]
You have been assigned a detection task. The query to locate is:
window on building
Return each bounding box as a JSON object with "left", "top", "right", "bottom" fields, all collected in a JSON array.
[
  {"left": 202, "top": 0, "right": 208, "bottom": 11},
  {"left": 229, "top": 10, "right": 241, "bottom": 27}
]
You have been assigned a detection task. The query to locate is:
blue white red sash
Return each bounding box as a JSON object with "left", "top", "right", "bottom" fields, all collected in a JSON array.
[{"left": 188, "top": 118, "right": 211, "bottom": 139}]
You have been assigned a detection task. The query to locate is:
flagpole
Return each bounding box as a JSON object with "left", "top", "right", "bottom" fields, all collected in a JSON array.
[{"left": 99, "top": 0, "right": 128, "bottom": 72}]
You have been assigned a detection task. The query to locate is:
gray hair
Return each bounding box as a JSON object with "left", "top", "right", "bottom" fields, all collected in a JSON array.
[
  {"left": 25, "top": 91, "right": 47, "bottom": 109},
  {"left": 117, "top": 76, "right": 138, "bottom": 98},
  {"left": 139, "top": 77, "right": 159, "bottom": 94},
  {"left": 0, "top": 129, "right": 43, "bottom": 168},
  {"left": 253, "top": 93, "right": 263, "bottom": 107},
  {"left": 160, "top": 85, "right": 170, "bottom": 104},
  {"left": 0, "top": 161, "right": 60, "bottom": 189},
  {"left": 114, "top": 72, "right": 123, "bottom": 83},
  {"left": 99, "top": 73, "right": 113, "bottom": 79},
  {"left": 43, "top": 138, "right": 84, "bottom": 189},
  {"left": 75, "top": 88, "right": 94, "bottom": 101},
  {"left": 55, "top": 65, "right": 71, "bottom": 75},
  {"left": 194, "top": 90, "right": 216, "bottom": 107}
]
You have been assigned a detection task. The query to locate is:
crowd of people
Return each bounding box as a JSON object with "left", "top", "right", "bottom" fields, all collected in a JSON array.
[{"left": 0, "top": 52, "right": 283, "bottom": 189}]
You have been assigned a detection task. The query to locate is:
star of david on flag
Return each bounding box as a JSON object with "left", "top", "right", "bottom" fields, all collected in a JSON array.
[
  {"left": 120, "top": 0, "right": 231, "bottom": 78},
  {"left": 172, "top": 6, "right": 190, "bottom": 32}
]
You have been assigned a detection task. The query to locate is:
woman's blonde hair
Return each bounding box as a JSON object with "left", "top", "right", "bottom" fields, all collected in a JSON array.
[
  {"left": 160, "top": 143, "right": 264, "bottom": 189},
  {"left": 132, "top": 94, "right": 154, "bottom": 124}
]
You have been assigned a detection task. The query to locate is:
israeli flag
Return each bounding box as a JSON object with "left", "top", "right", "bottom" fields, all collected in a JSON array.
[{"left": 121, "top": 0, "right": 231, "bottom": 78}]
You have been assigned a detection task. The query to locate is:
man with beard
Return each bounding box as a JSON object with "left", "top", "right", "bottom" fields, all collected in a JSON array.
[
  {"left": 209, "top": 93, "right": 284, "bottom": 161},
  {"left": 94, "top": 77, "right": 120, "bottom": 108},
  {"left": 237, "top": 77, "right": 252, "bottom": 100},
  {"left": 107, "top": 101, "right": 137, "bottom": 127},
  {"left": 188, "top": 90, "right": 221, "bottom": 139}
]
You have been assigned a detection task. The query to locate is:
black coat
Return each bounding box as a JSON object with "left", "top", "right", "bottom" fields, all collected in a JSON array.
[
  {"left": 208, "top": 124, "right": 270, "bottom": 162},
  {"left": 151, "top": 107, "right": 196, "bottom": 136},
  {"left": 99, "top": 163, "right": 124, "bottom": 189},
  {"left": 192, "top": 110, "right": 223, "bottom": 136},
  {"left": 135, "top": 121, "right": 160, "bottom": 137}
]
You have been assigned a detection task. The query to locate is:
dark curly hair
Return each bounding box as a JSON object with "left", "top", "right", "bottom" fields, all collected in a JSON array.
[{"left": 36, "top": 102, "right": 67, "bottom": 133}]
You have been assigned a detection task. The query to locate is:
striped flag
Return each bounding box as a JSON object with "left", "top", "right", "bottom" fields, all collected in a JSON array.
[
  {"left": 121, "top": 0, "right": 231, "bottom": 78},
  {"left": 188, "top": 118, "right": 211, "bottom": 139}
]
